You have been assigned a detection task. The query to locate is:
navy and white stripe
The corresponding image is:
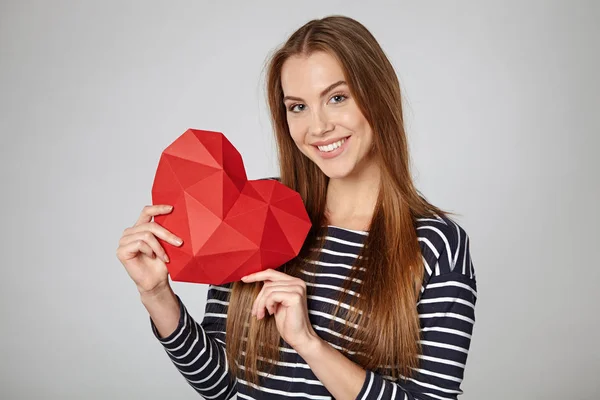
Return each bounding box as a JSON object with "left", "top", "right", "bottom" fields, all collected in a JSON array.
[{"left": 150, "top": 214, "right": 477, "bottom": 399}]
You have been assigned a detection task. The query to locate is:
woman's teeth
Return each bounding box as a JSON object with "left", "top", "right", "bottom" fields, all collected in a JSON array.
[{"left": 317, "top": 138, "right": 346, "bottom": 152}]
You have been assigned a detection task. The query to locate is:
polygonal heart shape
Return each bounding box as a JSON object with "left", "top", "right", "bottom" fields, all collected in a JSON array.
[{"left": 151, "top": 128, "right": 312, "bottom": 285}]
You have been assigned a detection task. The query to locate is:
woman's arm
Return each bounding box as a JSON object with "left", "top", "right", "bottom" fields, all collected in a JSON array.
[
  {"left": 141, "top": 284, "right": 180, "bottom": 338},
  {"left": 296, "top": 270, "right": 477, "bottom": 400},
  {"left": 147, "top": 283, "right": 237, "bottom": 400}
]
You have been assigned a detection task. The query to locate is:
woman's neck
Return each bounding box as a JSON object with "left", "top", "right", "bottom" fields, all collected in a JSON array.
[{"left": 324, "top": 161, "right": 381, "bottom": 231}]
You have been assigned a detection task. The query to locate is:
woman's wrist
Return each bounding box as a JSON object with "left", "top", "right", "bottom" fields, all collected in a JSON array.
[
  {"left": 139, "top": 282, "right": 172, "bottom": 303},
  {"left": 140, "top": 284, "right": 180, "bottom": 339}
]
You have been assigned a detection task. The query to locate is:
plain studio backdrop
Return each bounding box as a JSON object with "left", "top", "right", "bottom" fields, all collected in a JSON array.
[{"left": 1, "top": 1, "right": 598, "bottom": 399}]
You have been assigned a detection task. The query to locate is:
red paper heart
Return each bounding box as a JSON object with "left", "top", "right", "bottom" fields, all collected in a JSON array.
[{"left": 151, "top": 129, "right": 312, "bottom": 285}]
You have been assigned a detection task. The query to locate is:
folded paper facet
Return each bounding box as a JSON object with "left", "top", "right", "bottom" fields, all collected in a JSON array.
[{"left": 151, "top": 129, "right": 312, "bottom": 285}]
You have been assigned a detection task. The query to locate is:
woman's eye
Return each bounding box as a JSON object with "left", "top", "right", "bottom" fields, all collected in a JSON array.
[
  {"left": 287, "top": 95, "right": 346, "bottom": 113},
  {"left": 330, "top": 94, "right": 347, "bottom": 104},
  {"left": 289, "top": 104, "right": 305, "bottom": 113}
]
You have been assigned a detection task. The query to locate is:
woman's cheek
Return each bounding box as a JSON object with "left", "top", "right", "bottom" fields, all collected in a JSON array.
[
  {"left": 288, "top": 120, "right": 306, "bottom": 145},
  {"left": 334, "top": 108, "right": 357, "bottom": 127}
]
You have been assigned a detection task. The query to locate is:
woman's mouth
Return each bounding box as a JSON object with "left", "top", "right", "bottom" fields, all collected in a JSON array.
[{"left": 313, "top": 136, "right": 351, "bottom": 159}]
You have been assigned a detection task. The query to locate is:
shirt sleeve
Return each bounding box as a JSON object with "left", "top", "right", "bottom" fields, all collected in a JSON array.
[
  {"left": 356, "top": 222, "right": 477, "bottom": 400},
  {"left": 150, "top": 283, "right": 237, "bottom": 399}
]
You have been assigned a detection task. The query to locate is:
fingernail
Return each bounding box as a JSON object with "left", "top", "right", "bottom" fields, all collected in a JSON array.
[
  {"left": 163, "top": 254, "right": 170, "bottom": 263},
  {"left": 175, "top": 238, "right": 183, "bottom": 246}
]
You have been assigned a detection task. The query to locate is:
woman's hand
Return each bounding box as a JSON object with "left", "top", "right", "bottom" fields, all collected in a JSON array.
[
  {"left": 116, "top": 205, "right": 184, "bottom": 296},
  {"left": 241, "top": 269, "right": 319, "bottom": 351}
]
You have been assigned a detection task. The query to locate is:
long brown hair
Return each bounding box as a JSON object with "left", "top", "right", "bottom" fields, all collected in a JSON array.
[{"left": 225, "top": 15, "right": 453, "bottom": 388}]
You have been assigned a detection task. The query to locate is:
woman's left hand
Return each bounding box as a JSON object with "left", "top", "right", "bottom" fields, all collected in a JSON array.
[{"left": 241, "top": 269, "right": 319, "bottom": 351}]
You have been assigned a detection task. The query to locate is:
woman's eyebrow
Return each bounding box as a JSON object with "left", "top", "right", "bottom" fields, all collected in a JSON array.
[{"left": 283, "top": 80, "right": 347, "bottom": 102}]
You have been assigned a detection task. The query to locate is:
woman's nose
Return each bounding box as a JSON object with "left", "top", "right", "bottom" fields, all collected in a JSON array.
[{"left": 308, "top": 109, "right": 332, "bottom": 136}]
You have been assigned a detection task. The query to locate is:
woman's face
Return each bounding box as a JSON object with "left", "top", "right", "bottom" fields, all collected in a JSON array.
[{"left": 281, "top": 51, "right": 375, "bottom": 179}]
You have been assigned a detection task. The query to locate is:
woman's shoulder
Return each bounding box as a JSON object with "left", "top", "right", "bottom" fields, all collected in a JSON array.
[{"left": 415, "top": 213, "right": 475, "bottom": 281}]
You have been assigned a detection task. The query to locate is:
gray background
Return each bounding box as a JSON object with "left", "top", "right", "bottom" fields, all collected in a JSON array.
[{"left": 1, "top": 1, "right": 598, "bottom": 399}]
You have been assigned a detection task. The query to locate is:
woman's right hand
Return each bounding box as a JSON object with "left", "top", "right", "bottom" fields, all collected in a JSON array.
[{"left": 116, "top": 205, "right": 184, "bottom": 296}]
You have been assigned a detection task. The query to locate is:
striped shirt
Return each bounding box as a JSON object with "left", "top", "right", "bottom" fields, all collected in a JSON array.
[{"left": 150, "top": 214, "right": 477, "bottom": 399}]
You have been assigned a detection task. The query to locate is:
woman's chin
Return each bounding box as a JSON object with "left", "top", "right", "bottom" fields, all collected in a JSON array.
[{"left": 318, "top": 163, "right": 355, "bottom": 180}]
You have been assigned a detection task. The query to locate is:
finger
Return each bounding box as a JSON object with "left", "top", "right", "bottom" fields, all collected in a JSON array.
[
  {"left": 265, "top": 291, "right": 287, "bottom": 316},
  {"left": 123, "top": 221, "right": 183, "bottom": 248},
  {"left": 264, "top": 291, "right": 304, "bottom": 315},
  {"left": 250, "top": 280, "right": 301, "bottom": 317},
  {"left": 134, "top": 205, "right": 174, "bottom": 227},
  {"left": 251, "top": 278, "right": 306, "bottom": 298},
  {"left": 242, "top": 268, "right": 295, "bottom": 283},
  {"left": 120, "top": 231, "right": 170, "bottom": 263},
  {"left": 251, "top": 281, "right": 286, "bottom": 316},
  {"left": 117, "top": 239, "right": 155, "bottom": 261},
  {"left": 256, "top": 285, "right": 301, "bottom": 319},
  {"left": 252, "top": 283, "right": 267, "bottom": 318}
]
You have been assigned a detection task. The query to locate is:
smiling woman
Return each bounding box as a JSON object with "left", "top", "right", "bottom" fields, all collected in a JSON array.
[
  {"left": 117, "top": 14, "right": 477, "bottom": 400},
  {"left": 281, "top": 55, "right": 376, "bottom": 179}
]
